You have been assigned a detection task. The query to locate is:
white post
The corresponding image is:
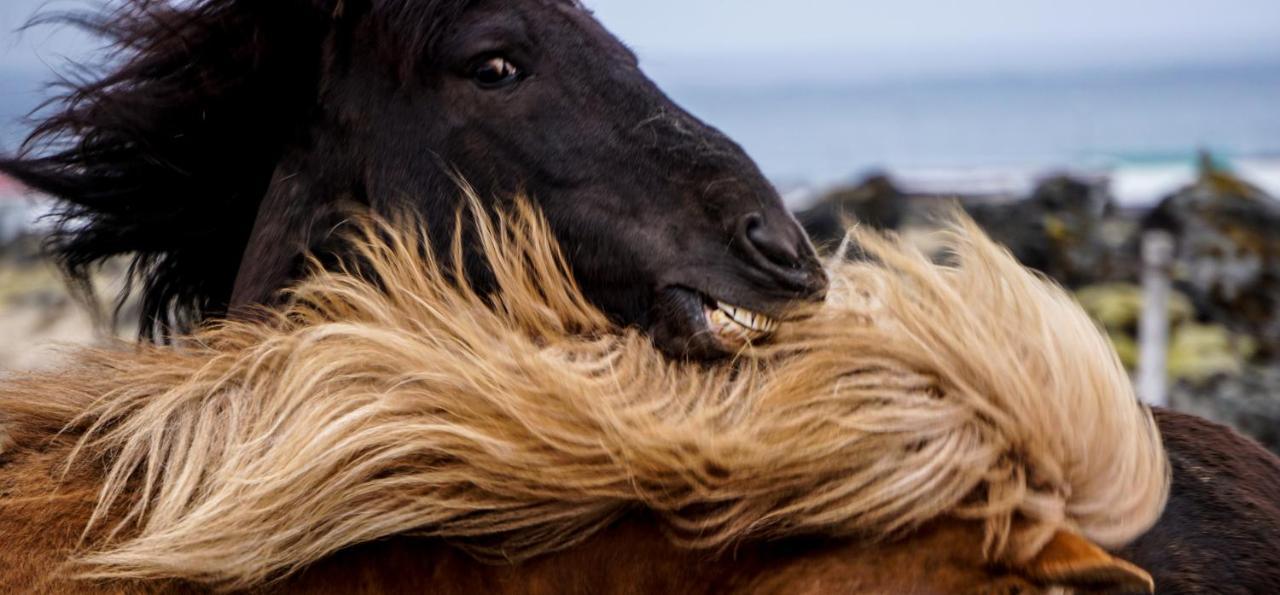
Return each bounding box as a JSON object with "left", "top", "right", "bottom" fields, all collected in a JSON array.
[{"left": 1137, "top": 231, "right": 1175, "bottom": 407}]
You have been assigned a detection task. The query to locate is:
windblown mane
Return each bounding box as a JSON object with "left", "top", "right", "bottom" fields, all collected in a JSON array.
[
  {"left": 0, "top": 198, "right": 1169, "bottom": 590},
  {"left": 0, "top": 0, "right": 474, "bottom": 338}
]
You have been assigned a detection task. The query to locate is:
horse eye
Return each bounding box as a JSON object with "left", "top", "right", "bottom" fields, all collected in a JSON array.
[{"left": 471, "top": 56, "right": 521, "bottom": 89}]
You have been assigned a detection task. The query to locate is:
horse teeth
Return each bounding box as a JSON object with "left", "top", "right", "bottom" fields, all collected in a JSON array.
[
  {"left": 712, "top": 301, "right": 778, "bottom": 335},
  {"left": 710, "top": 308, "right": 730, "bottom": 328}
]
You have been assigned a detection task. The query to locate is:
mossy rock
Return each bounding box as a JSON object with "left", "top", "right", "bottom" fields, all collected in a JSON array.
[
  {"left": 1075, "top": 283, "right": 1194, "bottom": 331},
  {"left": 1167, "top": 324, "right": 1251, "bottom": 382},
  {"left": 1107, "top": 331, "right": 1138, "bottom": 370},
  {"left": 1142, "top": 152, "right": 1280, "bottom": 355}
]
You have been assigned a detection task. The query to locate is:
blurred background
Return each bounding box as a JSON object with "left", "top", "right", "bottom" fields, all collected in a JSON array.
[
  {"left": 2, "top": 1, "right": 1279, "bottom": 449},
  {"left": 593, "top": 0, "right": 1280, "bottom": 199}
]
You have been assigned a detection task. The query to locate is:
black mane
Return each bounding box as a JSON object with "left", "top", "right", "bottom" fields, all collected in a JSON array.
[{"left": 0, "top": 0, "right": 468, "bottom": 338}]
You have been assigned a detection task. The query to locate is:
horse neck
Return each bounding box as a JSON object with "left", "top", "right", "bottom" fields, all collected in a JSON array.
[{"left": 282, "top": 519, "right": 997, "bottom": 595}]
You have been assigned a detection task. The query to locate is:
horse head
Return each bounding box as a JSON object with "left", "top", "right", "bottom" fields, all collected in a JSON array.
[{"left": 0, "top": 0, "right": 827, "bottom": 359}]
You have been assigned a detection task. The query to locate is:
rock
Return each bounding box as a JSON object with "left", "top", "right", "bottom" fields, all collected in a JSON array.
[
  {"left": 1170, "top": 367, "right": 1280, "bottom": 455},
  {"left": 796, "top": 173, "right": 907, "bottom": 249},
  {"left": 797, "top": 173, "right": 1136, "bottom": 288},
  {"left": 1029, "top": 174, "right": 1113, "bottom": 217},
  {"left": 1106, "top": 330, "right": 1140, "bottom": 370},
  {"left": 1075, "top": 283, "right": 1194, "bottom": 332},
  {"left": 1167, "top": 323, "right": 1254, "bottom": 382},
  {"left": 1143, "top": 152, "right": 1280, "bottom": 357},
  {"left": 1073, "top": 283, "right": 1249, "bottom": 380},
  {"left": 965, "top": 174, "right": 1128, "bottom": 287}
]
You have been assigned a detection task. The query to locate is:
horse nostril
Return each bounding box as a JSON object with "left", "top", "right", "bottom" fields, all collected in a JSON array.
[
  {"left": 735, "top": 212, "right": 827, "bottom": 299},
  {"left": 740, "top": 213, "right": 800, "bottom": 269}
]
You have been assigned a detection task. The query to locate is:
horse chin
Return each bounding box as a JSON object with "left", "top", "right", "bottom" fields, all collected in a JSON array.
[{"left": 647, "top": 286, "right": 779, "bottom": 360}]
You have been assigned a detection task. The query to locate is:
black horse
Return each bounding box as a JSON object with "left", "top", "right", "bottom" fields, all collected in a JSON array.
[{"left": 0, "top": 0, "right": 827, "bottom": 359}]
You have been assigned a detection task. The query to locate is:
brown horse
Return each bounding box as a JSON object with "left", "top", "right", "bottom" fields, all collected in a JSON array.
[
  {"left": 1, "top": 208, "right": 1183, "bottom": 593},
  {"left": 2, "top": 410, "right": 1264, "bottom": 594},
  {"left": 1118, "top": 408, "right": 1280, "bottom": 594},
  {"left": 2, "top": 487, "right": 1152, "bottom": 594}
]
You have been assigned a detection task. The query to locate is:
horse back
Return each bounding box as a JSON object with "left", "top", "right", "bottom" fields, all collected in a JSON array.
[{"left": 1119, "top": 408, "right": 1280, "bottom": 594}]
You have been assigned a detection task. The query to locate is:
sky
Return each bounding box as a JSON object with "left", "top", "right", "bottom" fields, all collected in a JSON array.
[
  {"left": 585, "top": 0, "right": 1280, "bottom": 84},
  {"left": 3, "top": 0, "right": 1279, "bottom": 81},
  {"left": 1, "top": 0, "right": 96, "bottom": 73}
]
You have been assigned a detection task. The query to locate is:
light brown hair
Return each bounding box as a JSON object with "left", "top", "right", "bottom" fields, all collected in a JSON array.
[{"left": 0, "top": 197, "right": 1168, "bottom": 590}]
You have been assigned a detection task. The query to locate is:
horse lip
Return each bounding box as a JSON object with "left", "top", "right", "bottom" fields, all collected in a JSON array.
[
  {"left": 666, "top": 280, "right": 804, "bottom": 321},
  {"left": 648, "top": 285, "right": 792, "bottom": 359}
]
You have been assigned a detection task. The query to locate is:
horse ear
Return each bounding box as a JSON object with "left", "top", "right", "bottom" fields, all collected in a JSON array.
[
  {"left": 1018, "top": 530, "right": 1154, "bottom": 594},
  {"left": 230, "top": 164, "right": 329, "bottom": 310}
]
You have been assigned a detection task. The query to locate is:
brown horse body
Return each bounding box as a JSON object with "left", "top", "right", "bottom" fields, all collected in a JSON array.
[
  {"left": 1118, "top": 409, "right": 1280, "bottom": 594},
  {"left": 0, "top": 434, "right": 1143, "bottom": 594},
  {"left": 0, "top": 409, "right": 1268, "bottom": 594}
]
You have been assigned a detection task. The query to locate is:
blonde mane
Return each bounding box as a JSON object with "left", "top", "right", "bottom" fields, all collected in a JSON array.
[{"left": 0, "top": 197, "right": 1168, "bottom": 590}]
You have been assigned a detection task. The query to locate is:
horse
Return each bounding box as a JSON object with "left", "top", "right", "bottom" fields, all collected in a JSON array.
[
  {"left": 0, "top": 0, "right": 827, "bottom": 359},
  {"left": 0, "top": 206, "right": 1170, "bottom": 593},
  {"left": 3, "top": 2, "right": 1279, "bottom": 593}
]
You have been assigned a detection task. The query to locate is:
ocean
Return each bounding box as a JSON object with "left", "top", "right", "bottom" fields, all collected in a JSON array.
[
  {"left": 5, "top": 61, "right": 1280, "bottom": 208},
  {"left": 658, "top": 62, "right": 1280, "bottom": 207}
]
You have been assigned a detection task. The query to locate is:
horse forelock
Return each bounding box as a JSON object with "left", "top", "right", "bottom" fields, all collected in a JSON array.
[{"left": 0, "top": 199, "right": 1170, "bottom": 590}]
